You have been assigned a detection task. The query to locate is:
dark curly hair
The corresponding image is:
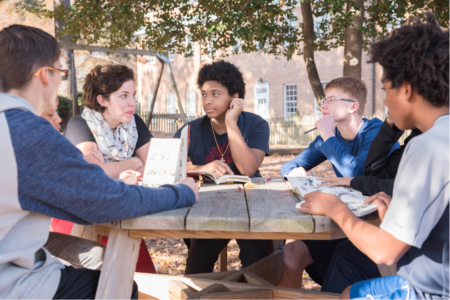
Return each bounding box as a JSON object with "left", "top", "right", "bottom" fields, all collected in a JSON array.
[
  {"left": 197, "top": 60, "right": 246, "bottom": 98},
  {"left": 369, "top": 12, "right": 449, "bottom": 107},
  {"left": 83, "top": 64, "right": 135, "bottom": 113}
]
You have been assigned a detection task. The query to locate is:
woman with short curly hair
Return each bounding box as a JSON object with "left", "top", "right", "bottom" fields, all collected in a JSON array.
[
  {"left": 54, "top": 64, "right": 157, "bottom": 274},
  {"left": 65, "top": 64, "right": 151, "bottom": 177}
]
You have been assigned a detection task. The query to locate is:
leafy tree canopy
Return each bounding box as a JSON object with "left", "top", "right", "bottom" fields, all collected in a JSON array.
[
  {"left": 313, "top": 0, "right": 449, "bottom": 51},
  {"left": 27, "top": 0, "right": 448, "bottom": 59}
]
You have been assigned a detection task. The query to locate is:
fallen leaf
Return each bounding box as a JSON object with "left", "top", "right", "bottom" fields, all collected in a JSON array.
[{"left": 244, "top": 182, "right": 258, "bottom": 189}]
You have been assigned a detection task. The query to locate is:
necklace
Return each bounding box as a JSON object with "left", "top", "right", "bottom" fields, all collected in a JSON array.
[{"left": 211, "top": 119, "right": 230, "bottom": 163}]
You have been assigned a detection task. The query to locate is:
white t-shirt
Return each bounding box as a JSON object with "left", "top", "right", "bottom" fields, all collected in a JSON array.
[{"left": 381, "top": 114, "right": 449, "bottom": 299}]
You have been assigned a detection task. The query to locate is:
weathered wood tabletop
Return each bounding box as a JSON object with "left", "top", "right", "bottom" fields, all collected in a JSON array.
[
  {"left": 117, "top": 177, "right": 347, "bottom": 240},
  {"left": 93, "top": 177, "right": 376, "bottom": 299}
]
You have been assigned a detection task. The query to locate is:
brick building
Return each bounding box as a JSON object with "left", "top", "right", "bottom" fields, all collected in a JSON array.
[{"left": 137, "top": 6, "right": 387, "bottom": 119}]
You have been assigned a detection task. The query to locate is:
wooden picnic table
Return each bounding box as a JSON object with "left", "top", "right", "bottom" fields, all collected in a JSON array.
[{"left": 92, "top": 177, "right": 377, "bottom": 299}]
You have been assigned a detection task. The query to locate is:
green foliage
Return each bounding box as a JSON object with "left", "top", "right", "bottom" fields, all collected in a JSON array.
[
  {"left": 27, "top": 0, "right": 302, "bottom": 59},
  {"left": 57, "top": 95, "right": 71, "bottom": 117},
  {"left": 77, "top": 92, "right": 84, "bottom": 110},
  {"left": 311, "top": 0, "right": 449, "bottom": 52},
  {"left": 26, "top": 0, "right": 448, "bottom": 58}
]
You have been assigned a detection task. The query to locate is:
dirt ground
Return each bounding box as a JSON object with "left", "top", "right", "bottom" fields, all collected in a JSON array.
[{"left": 145, "top": 135, "right": 336, "bottom": 291}]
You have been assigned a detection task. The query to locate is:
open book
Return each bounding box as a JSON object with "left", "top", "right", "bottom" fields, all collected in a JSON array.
[
  {"left": 187, "top": 171, "right": 251, "bottom": 185},
  {"left": 286, "top": 176, "right": 377, "bottom": 217},
  {"left": 142, "top": 126, "right": 189, "bottom": 188}
]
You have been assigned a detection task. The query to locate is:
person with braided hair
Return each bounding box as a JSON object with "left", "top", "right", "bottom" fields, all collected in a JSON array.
[{"left": 300, "top": 12, "right": 449, "bottom": 300}]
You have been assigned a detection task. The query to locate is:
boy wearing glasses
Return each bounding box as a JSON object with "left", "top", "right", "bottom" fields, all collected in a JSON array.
[
  {"left": 278, "top": 77, "right": 400, "bottom": 289},
  {"left": 0, "top": 25, "right": 198, "bottom": 299},
  {"left": 281, "top": 76, "right": 399, "bottom": 179},
  {"left": 301, "top": 12, "right": 448, "bottom": 300}
]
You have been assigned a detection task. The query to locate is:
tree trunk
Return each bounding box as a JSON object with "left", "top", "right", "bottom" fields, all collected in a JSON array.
[
  {"left": 343, "top": 0, "right": 364, "bottom": 79},
  {"left": 54, "top": 0, "right": 80, "bottom": 116},
  {"left": 301, "top": 0, "right": 324, "bottom": 108}
]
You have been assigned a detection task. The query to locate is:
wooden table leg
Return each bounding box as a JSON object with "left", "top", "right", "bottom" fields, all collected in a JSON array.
[
  {"left": 219, "top": 247, "right": 227, "bottom": 272},
  {"left": 95, "top": 228, "right": 141, "bottom": 299}
]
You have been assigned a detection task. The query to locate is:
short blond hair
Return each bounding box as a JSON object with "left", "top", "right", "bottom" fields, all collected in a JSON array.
[{"left": 325, "top": 77, "right": 367, "bottom": 115}]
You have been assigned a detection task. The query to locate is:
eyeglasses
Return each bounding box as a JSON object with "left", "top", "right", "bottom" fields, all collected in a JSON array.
[
  {"left": 34, "top": 67, "right": 68, "bottom": 81},
  {"left": 320, "top": 96, "right": 356, "bottom": 105}
]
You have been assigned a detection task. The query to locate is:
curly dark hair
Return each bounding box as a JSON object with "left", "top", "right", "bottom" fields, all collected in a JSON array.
[
  {"left": 197, "top": 60, "right": 246, "bottom": 98},
  {"left": 369, "top": 12, "right": 449, "bottom": 107},
  {"left": 83, "top": 65, "right": 135, "bottom": 113}
]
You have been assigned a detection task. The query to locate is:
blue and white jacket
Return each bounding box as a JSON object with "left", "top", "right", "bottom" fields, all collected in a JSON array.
[{"left": 0, "top": 93, "right": 195, "bottom": 299}]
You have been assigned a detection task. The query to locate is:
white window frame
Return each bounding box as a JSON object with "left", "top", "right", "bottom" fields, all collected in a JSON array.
[
  {"left": 206, "top": 38, "right": 218, "bottom": 57},
  {"left": 167, "top": 37, "right": 175, "bottom": 62},
  {"left": 255, "top": 40, "right": 269, "bottom": 50},
  {"left": 314, "top": 10, "right": 329, "bottom": 37},
  {"left": 185, "top": 36, "right": 194, "bottom": 60},
  {"left": 147, "top": 55, "right": 156, "bottom": 64},
  {"left": 167, "top": 93, "right": 177, "bottom": 123},
  {"left": 230, "top": 38, "right": 242, "bottom": 54},
  {"left": 168, "top": 51, "right": 175, "bottom": 62},
  {"left": 284, "top": 12, "right": 297, "bottom": 46},
  {"left": 167, "top": 93, "right": 176, "bottom": 114},
  {"left": 284, "top": 84, "right": 298, "bottom": 119},
  {"left": 147, "top": 94, "right": 154, "bottom": 112},
  {"left": 313, "top": 81, "right": 328, "bottom": 115},
  {"left": 253, "top": 82, "right": 270, "bottom": 119},
  {"left": 186, "top": 91, "right": 197, "bottom": 117}
]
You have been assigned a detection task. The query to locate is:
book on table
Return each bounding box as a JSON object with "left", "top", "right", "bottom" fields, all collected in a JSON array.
[
  {"left": 186, "top": 171, "right": 251, "bottom": 185},
  {"left": 286, "top": 176, "right": 377, "bottom": 217},
  {"left": 141, "top": 125, "right": 189, "bottom": 188}
]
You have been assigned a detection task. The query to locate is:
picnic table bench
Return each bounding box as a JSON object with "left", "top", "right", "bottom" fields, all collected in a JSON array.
[{"left": 83, "top": 177, "right": 378, "bottom": 299}]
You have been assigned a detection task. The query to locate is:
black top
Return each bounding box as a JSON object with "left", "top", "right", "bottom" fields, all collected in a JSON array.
[
  {"left": 64, "top": 114, "right": 152, "bottom": 156},
  {"left": 173, "top": 111, "right": 270, "bottom": 178},
  {"left": 350, "top": 119, "right": 422, "bottom": 196}
]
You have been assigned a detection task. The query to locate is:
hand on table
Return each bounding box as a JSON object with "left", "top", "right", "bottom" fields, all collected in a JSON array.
[
  {"left": 225, "top": 98, "right": 244, "bottom": 123},
  {"left": 316, "top": 116, "right": 336, "bottom": 141},
  {"left": 364, "top": 191, "right": 392, "bottom": 221},
  {"left": 179, "top": 177, "right": 199, "bottom": 201},
  {"left": 287, "top": 167, "right": 311, "bottom": 177},
  {"left": 198, "top": 160, "right": 234, "bottom": 178},
  {"left": 317, "top": 177, "right": 354, "bottom": 187},
  {"left": 119, "top": 170, "right": 143, "bottom": 185},
  {"left": 299, "top": 191, "right": 347, "bottom": 217}
]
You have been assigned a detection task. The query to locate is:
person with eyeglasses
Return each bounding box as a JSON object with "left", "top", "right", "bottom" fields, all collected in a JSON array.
[
  {"left": 300, "top": 12, "right": 448, "bottom": 300},
  {"left": 0, "top": 25, "right": 197, "bottom": 299},
  {"left": 35, "top": 66, "right": 69, "bottom": 81},
  {"left": 278, "top": 76, "right": 400, "bottom": 289}
]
